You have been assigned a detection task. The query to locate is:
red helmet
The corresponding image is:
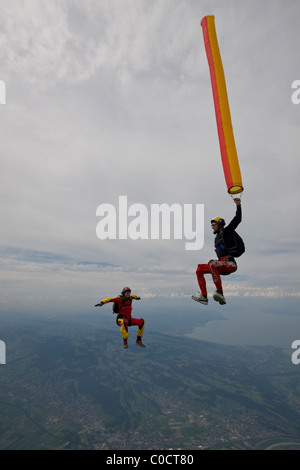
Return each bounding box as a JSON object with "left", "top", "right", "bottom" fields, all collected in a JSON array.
[{"left": 121, "top": 287, "right": 131, "bottom": 295}]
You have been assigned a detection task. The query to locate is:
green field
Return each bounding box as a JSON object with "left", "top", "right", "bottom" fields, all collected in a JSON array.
[{"left": 0, "top": 313, "right": 300, "bottom": 449}]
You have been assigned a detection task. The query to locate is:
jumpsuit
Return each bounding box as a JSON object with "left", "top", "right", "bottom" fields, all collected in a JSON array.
[
  {"left": 196, "top": 205, "right": 242, "bottom": 295},
  {"left": 100, "top": 295, "right": 145, "bottom": 341}
]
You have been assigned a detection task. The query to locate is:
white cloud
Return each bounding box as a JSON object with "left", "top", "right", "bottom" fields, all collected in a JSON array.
[{"left": 1, "top": 0, "right": 300, "bottom": 312}]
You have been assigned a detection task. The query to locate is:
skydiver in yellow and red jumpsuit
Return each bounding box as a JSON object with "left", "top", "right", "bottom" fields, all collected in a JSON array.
[{"left": 95, "top": 287, "right": 145, "bottom": 349}]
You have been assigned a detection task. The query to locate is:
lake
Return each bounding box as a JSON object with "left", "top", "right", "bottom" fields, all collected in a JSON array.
[{"left": 185, "top": 297, "right": 300, "bottom": 350}]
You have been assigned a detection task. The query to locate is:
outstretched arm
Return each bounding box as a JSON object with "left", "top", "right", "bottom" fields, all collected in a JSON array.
[
  {"left": 226, "top": 198, "right": 242, "bottom": 231},
  {"left": 131, "top": 294, "right": 141, "bottom": 300},
  {"left": 95, "top": 297, "right": 119, "bottom": 307}
]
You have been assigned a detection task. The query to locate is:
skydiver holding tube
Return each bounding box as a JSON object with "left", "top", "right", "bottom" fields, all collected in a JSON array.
[{"left": 192, "top": 197, "right": 243, "bottom": 305}]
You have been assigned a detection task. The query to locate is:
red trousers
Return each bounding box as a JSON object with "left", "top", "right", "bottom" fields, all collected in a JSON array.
[
  {"left": 196, "top": 257, "right": 237, "bottom": 295},
  {"left": 117, "top": 316, "right": 145, "bottom": 340}
]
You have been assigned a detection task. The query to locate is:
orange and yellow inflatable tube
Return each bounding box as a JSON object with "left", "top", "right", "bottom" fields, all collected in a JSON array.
[{"left": 201, "top": 15, "right": 243, "bottom": 195}]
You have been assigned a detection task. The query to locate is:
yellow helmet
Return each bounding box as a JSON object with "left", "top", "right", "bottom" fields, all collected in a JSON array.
[{"left": 211, "top": 217, "right": 225, "bottom": 227}]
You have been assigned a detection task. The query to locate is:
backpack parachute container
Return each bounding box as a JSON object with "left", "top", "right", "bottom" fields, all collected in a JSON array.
[
  {"left": 220, "top": 231, "right": 245, "bottom": 258},
  {"left": 201, "top": 15, "right": 244, "bottom": 198}
]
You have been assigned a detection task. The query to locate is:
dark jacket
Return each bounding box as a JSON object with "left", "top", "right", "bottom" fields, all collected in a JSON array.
[{"left": 214, "top": 205, "right": 242, "bottom": 259}]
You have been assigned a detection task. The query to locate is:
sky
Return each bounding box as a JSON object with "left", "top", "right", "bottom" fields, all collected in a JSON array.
[{"left": 1, "top": 0, "right": 300, "bottom": 317}]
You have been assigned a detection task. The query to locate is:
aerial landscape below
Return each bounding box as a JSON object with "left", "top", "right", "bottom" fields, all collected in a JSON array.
[{"left": 1, "top": 312, "right": 299, "bottom": 450}]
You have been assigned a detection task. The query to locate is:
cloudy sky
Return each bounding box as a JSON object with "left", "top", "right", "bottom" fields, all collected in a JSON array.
[{"left": 1, "top": 0, "right": 300, "bottom": 315}]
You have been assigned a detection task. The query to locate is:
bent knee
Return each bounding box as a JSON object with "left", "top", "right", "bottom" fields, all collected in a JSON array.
[
  {"left": 196, "top": 264, "right": 206, "bottom": 273},
  {"left": 208, "top": 259, "right": 218, "bottom": 268}
]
